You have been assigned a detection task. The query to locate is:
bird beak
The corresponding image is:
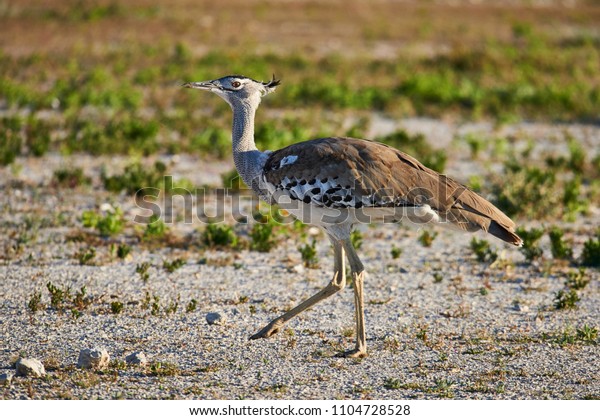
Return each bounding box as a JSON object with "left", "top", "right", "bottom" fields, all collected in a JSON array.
[{"left": 182, "top": 81, "right": 221, "bottom": 91}]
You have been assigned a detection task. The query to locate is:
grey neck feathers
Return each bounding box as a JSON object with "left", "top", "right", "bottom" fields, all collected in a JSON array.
[{"left": 229, "top": 97, "right": 268, "bottom": 196}]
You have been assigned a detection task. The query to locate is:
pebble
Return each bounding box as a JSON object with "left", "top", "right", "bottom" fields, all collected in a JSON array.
[
  {"left": 206, "top": 312, "right": 224, "bottom": 325},
  {"left": 125, "top": 351, "right": 148, "bottom": 366},
  {"left": 290, "top": 264, "right": 305, "bottom": 274},
  {"left": 0, "top": 371, "right": 14, "bottom": 386},
  {"left": 15, "top": 358, "right": 46, "bottom": 378},
  {"left": 77, "top": 348, "right": 110, "bottom": 369},
  {"left": 514, "top": 303, "right": 530, "bottom": 312}
]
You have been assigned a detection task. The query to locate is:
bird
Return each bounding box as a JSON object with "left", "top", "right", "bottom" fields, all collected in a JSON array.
[{"left": 183, "top": 75, "right": 522, "bottom": 358}]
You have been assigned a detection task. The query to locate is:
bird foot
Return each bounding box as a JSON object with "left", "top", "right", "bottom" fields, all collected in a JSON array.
[
  {"left": 249, "top": 319, "right": 284, "bottom": 340},
  {"left": 337, "top": 348, "right": 368, "bottom": 359}
]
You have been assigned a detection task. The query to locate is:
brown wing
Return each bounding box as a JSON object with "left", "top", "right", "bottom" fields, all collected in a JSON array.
[{"left": 264, "top": 137, "right": 521, "bottom": 245}]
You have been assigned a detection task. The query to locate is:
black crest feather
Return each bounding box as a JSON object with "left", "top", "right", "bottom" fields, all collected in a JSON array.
[{"left": 263, "top": 74, "right": 281, "bottom": 88}]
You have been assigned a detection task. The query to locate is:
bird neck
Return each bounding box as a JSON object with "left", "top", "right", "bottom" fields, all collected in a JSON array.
[{"left": 230, "top": 98, "right": 265, "bottom": 192}]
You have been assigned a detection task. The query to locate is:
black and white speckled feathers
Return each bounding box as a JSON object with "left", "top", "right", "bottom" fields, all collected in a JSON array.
[{"left": 262, "top": 137, "right": 522, "bottom": 245}]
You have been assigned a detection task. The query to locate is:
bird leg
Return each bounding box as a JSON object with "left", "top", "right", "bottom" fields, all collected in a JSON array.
[
  {"left": 341, "top": 239, "right": 367, "bottom": 358},
  {"left": 250, "top": 238, "right": 346, "bottom": 340}
]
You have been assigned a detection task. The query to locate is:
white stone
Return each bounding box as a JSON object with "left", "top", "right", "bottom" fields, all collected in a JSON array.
[
  {"left": 290, "top": 264, "right": 305, "bottom": 274},
  {"left": 206, "top": 312, "right": 224, "bottom": 325},
  {"left": 125, "top": 351, "right": 147, "bottom": 366},
  {"left": 15, "top": 358, "right": 46, "bottom": 378},
  {"left": 0, "top": 371, "right": 14, "bottom": 386},
  {"left": 77, "top": 348, "right": 110, "bottom": 369}
]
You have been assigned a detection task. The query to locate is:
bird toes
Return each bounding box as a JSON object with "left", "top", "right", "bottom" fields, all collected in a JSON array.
[
  {"left": 337, "top": 348, "right": 368, "bottom": 359},
  {"left": 249, "top": 321, "right": 281, "bottom": 340}
]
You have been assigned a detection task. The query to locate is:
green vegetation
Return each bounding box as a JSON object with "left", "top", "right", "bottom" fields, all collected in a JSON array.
[
  {"left": 418, "top": 230, "right": 437, "bottom": 247},
  {"left": 548, "top": 227, "right": 573, "bottom": 260},
  {"left": 75, "top": 247, "right": 96, "bottom": 265},
  {"left": 163, "top": 258, "right": 186, "bottom": 273},
  {"left": 250, "top": 222, "right": 277, "bottom": 252},
  {"left": 298, "top": 239, "right": 319, "bottom": 268},
  {"left": 202, "top": 223, "right": 239, "bottom": 249},
  {"left": 554, "top": 289, "right": 581, "bottom": 310},
  {"left": 44, "top": 282, "right": 93, "bottom": 314},
  {"left": 515, "top": 227, "right": 544, "bottom": 262},
  {"left": 221, "top": 168, "right": 247, "bottom": 191},
  {"left": 186, "top": 299, "right": 198, "bottom": 313},
  {"left": 1, "top": 13, "right": 598, "bottom": 167},
  {"left": 350, "top": 230, "right": 363, "bottom": 250},
  {"left": 581, "top": 231, "right": 600, "bottom": 267},
  {"left": 116, "top": 243, "right": 131, "bottom": 259},
  {"left": 81, "top": 207, "right": 124, "bottom": 237},
  {"left": 390, "top": 244, "right": 402, "bottom": 259},
  {"left": 52, "top": 167, "right": 91, "bottom": 188},
  {"left": 102, "top": 161, "right": 167, "bottom": 196},
  {"left": 144, "top": 215, "right": 168, "bottom": 240},
  {"left": 27, "top": 291, "right": 43, "bottom": 313},
  {"left": 554, "top": 269, "right": 589, "bottom": 311},
  {"left": 135, "top": 262, "right": 151, "bottom": 282},
  {"left": 110, "top": 301, "right": 124, "bottom": 315},
  {"left": 470, "top": 238, "right": 498, "bottom": 263}
]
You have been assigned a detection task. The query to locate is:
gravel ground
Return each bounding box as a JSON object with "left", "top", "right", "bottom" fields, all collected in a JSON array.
[{"left": 1, "top": 120, "right": 599, "bottom": 400}]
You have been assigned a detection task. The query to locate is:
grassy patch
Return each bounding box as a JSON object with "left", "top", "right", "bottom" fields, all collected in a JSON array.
[
  {"left": 298, "top": 239, "right": 319, "bottom": 268},
  {"left": 202, "top": 222, "right": 239, "bottom": 249},
  {"left": 515, "top": 227, "right": 544, "bottom": 262},
  {"left": 81, "top": 206, "right": 124, "bottom": 237}
]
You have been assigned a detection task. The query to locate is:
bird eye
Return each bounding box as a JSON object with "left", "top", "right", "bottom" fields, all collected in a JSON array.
[{"left": 231, "top": 81, "right": 241, "bottom": 88}]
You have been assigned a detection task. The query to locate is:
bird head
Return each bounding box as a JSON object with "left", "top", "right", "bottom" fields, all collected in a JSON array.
[{"left": 183, "top": 75, "right": 280, "bottom": 107}]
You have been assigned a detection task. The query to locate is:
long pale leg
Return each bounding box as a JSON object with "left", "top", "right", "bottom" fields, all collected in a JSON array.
[
  {"left": 250, "top": 236, "right": 346, "bottom": 340},
  {"left": 341, "top": 239, "right": 367, "bottom": 358}
]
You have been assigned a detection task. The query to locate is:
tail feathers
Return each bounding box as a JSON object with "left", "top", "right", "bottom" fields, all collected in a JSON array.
[
  {"left": 488, "top": 221, "right": 523, "bottom": 247},
  {"left": 445, "top": 208, "right": 522, "bottom": 247}
]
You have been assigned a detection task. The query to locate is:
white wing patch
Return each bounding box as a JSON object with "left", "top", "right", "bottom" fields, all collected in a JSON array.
[{"left": 278, "top": 155, "right": 298, "bottom": 168}]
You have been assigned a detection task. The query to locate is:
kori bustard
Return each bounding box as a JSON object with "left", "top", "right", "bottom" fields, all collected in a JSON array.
[{"left": 183, "top": 75, "right": 522, "bottom": 358}]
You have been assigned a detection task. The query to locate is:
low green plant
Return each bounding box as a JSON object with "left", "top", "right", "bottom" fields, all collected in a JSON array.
[
  {"left": 470, "top": 238, "right": 498, "bottom": 263},
  {"left": 566, "top": 268, "right": 589, "bottom": 291},
  {"left": 76, "top": 247, "right": 96, "bottom": 265},
  {"left": 148, "top": 361, "right": 180, "bottom": 377},
  {"left": 548, "top": 227, "right": 573, "bottom": 260},
  {"left": 52, "top": 167, "right": 91, "bottom": 188},
  {"left": 554, "top": 289, "right": 580, "bottom": 310},
  {"left": 144, "top": 214, "right": 167, "bottom": 239},
  {"left": 383, "top": 377, "right": 402, "bottom": 390},
  {"left": 418, "top": 230, "right": 437, "bottom": 247},
  {"left": 250, "top": 221, "right": 277, "bottom": 252},
  {"left": 28, "top": 291, "right": 43, "bottom": 313},
  {"left": 164, "top": 296, "right": 180, "bottom": 315},
  {"left": 202, "top": 222, "right": 238, "bottom": 248},
  {"left": 0, "top": 116, "right": 22, "bottom": 166},
  {"left": 350, "top": 230, "right": 363, "bottom": 250},
  {"left": 46, "top": 282, "right": 71, "bottom": 310},
  {"left": 81, "top": 207, "right": 124, "bottom": 237},
  {"left": 581, "top": 230, "right": 600, "bottom": 267},
  {"left": 515, "top": 227, "right": 544, "bottom": 262},
  {"left": 136, "top": 262, "right": 150, "bottom": 282},
  {"left": 576, "top": 325, "right": 598, "bottom": 344},
  {"left": 390, "top": 244, "right": 402, "bottom": 259},
  {"left": 116, "top": 243, "right": 131, "bottom": 259},
  {"left": 102, "top": 161, "right": 166, "bottom": 195},
  {"left": 163, "top": 258, "right": 186, "bottom": 273},
  {"left": 111, "top": 301, "right": 124, "bottom": 315},
  {"left": 72, "top": 286, "right": 92, "bottom": 311},
  {"left": 298, "top": 239, "right": 319, "bottom": 268},
  {"left": 186, "top": 299, "right": 198, "bottom": 313},
  {"left": 221, "top": 168, "right": 247, "bottom": 191}
]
